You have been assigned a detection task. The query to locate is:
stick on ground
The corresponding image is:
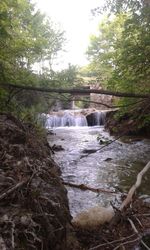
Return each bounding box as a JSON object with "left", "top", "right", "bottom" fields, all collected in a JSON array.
[{"left": 62, "top": 181, "right": 116, "bottom": 194}]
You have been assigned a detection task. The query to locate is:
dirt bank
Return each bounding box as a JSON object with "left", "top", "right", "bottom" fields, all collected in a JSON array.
[
  {"left": 105, "top": 100, "right": 150, "bottom": 138},
  {"left": 0, "top": 113, "right": 79, "bottom": 250}
]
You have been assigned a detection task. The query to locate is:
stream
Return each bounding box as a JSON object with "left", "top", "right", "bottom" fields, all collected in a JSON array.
[{"left": 48, "top": 125, "right": 150, "bottom": 217}]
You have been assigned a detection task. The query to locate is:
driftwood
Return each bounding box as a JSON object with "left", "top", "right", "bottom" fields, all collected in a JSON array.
[
  {"left": 110, "top": 161, "right": 150, "bottom": 228},
  {"left": 80, "top": 133, "right": 125, "bottom": 159},
  {"left": 120, "top": 161, "right": 150, "bottom": 211},
  {"left": 62, "top": 181, "right": 116, "bottom": 194},
  {"left": 62, "top": 162, "right": 150, "bottom": 200}
]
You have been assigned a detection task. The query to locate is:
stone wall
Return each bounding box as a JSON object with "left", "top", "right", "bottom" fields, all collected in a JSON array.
[{"left": 90, "top": 93, "right": 114, "bottom": 110}]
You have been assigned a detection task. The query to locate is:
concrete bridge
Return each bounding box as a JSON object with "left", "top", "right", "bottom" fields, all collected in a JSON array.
[{"left": 50, "top": 85, "right": 114, "bottom": 111}]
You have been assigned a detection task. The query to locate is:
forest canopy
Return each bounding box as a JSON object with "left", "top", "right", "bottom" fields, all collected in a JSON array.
[
  {"left": 0, "top": 0, "right": 67, "bottom": 114},
  {"left": 86, "top": 0, "right": 150, "bottom": 95}
]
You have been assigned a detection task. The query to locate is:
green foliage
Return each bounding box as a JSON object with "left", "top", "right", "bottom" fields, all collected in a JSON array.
[
  {"left": 0, "top": 0, "right": 66, "bottom": 117},
  {"left": 139, "top": 114, "right": 150, "bottom": 128},
  {"left": 0, "top": 0, "right": 65, "bottom": 83},
  {"left": 87, "top": 0, "right": 150, "bottom": 95},
  {"left": 19, "top": 106, "right": 47, "bottom": 138},
  {"left": 54, "top": 64, "right": 84, "bottom": 87},
  {"left": 108, "top": 7, "right": 150, "bottom": 93},
  {"left": 86, "top": 14, "right": 127, "bottom": 88},
  {"left": 93, "top": 0, "right": 146, "bottom": 15},
  {"left": 87, "top": 0, "right": 150, "bottom": 133}
]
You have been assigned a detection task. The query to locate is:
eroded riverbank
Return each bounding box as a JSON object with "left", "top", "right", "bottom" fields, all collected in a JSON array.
[{"left": 0, "top": 114, "right": 80, "bottom": 250}]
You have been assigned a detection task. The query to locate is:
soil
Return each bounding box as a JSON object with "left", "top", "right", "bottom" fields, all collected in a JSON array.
[
  {"left": 105, "top": 100, "right": 150, "bottom": 138},
  {"left": 0, "top": 113, "right": 79, "bottom": 250}
]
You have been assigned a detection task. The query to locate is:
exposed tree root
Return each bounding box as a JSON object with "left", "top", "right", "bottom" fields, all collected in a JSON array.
[{"left": 0, "top": 114, "right": 79, "bottom": 250}]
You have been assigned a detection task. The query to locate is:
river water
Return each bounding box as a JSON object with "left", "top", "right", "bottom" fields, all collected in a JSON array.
[{"left": 48, "top": 126, "right": 150, "bottom": 216}]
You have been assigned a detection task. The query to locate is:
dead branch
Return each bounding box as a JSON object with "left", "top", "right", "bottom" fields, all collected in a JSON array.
[
  {"left": 42, "top": 92, "right": 145, "bottom": 109},
  {"left": 0, "top": 236, "right": 7, "bottom": 250},
  {"left": 80, "top": 133, "right": 125, "bottom": 159},
  {"left": 128, "top": 218, "right": 150, "bottom": 250},
  {"left": 62, "top": 95, "right": 145, "bottom": 109},
  {"left": 112, "top": 237, "right": 141, "bottom": 250},
  {"left": 0, "top": 178, "right": 30, "bottom": 201},
  {"left": 110, "top": 161, "right": 150, "bottom": 228},
  {"left": 120, "top": 161, "right": 150, "bottom": 211},
  {"left": 1, "top": 83, "right": 150, "bottom": 98},
  {"left": 75, "top": 98, "right": 145, "bottom": 108},
  {"left": 62, "top": 181, "right": 116, "bottom": 194},
  {"left": 89, "top": 233, "right": 137, "bottom": 250},
  {"left": 128, "top": 218, "right": 138, "bottom": 234},
  {"left": 135, "top": 213, "right": 150, "bottom": 217}
]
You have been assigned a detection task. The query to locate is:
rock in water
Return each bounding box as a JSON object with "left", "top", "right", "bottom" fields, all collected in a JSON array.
[{"left": 72, "top": 206, "right": 114, "bottom": 229}]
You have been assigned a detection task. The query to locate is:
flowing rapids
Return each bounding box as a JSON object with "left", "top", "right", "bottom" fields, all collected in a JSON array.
[{"left": 48, "top": 126, "right": 150, "bottom": 216}]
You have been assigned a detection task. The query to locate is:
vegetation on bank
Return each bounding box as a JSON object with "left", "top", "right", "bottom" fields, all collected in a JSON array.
[
  {"left": 85, "top": 0, "right": 150, "bottom": 131},
  {"left": 0, "top": 0, "right": 82, "bottom": 117},
  {"left": 105, "top": 101, "right": 150, "bottom": 137}
]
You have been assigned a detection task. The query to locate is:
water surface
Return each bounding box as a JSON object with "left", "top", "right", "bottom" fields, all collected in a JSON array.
[{"left": 48, "top": 126, "right": 150, "bottom": 216}]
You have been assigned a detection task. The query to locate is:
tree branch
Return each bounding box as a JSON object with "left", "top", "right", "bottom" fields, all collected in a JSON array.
[
  {"left": 0, "top": 178, "right": 30, "bottom": 201},
  {"left": 120, "top": 161, "right": 150, "bottom": 211},
  {"left": 1, "top": 83, "right": 150, "bottom": 98},
  {"left": 62, "top": 181, "right": 116, "bottom": 194}
]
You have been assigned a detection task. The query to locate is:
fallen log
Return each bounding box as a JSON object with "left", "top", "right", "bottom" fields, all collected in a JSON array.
[
  {"left": 62, "top": 181, "right": 116, "bottom": 194},
  {"left": 1, "top": 83, "right": 150, "bottom": 98}
]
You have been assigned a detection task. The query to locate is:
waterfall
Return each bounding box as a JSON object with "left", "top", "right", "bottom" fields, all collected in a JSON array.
[
  {"left": 86, "top": 111, "right": 106, "bottom": 126},
  {"left": 45, "top": 111, "right": 88, "bottom": 128},
  {"left": 39, "top": 110, "right": 107, "bottom": 128}
]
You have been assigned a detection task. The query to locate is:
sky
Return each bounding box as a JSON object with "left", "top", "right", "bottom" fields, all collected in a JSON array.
[{"left": 33, "top": 0, "right": 103, "bottom": 70}]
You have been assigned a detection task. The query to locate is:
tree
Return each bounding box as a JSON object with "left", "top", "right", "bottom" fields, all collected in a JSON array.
[
  {"left": 86, "top": 14, "right": 127, "bottom": 88},
  {"left": 0, "top": 0, "right": 65, "bottom": 84},
  {"left": 0, "top": 0, "right": 65, "bottom": 113},
  {"left": 54, "top": 64, "right": 84, "bottom": 87},
  {"left": 108, "top": 7, "right": 150, "bottom": 94},
  {"left": 93, "top": 0, "right": 149, "bottom": 15},
  {"left": 88, "top": 0, "right": 150, "bottom": 131},
  {"left": 87, "top": 0, "right": 150, "bottom": 94}
]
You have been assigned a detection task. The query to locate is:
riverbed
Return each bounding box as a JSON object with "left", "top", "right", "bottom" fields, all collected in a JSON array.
[{"left": 48, "top": 126, "right": 150, "bottom": 216}]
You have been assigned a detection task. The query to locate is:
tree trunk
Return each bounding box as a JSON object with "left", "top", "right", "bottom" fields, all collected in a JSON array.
[{"left": 1, "top": 83, "right": 150, "bottom": 98}]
